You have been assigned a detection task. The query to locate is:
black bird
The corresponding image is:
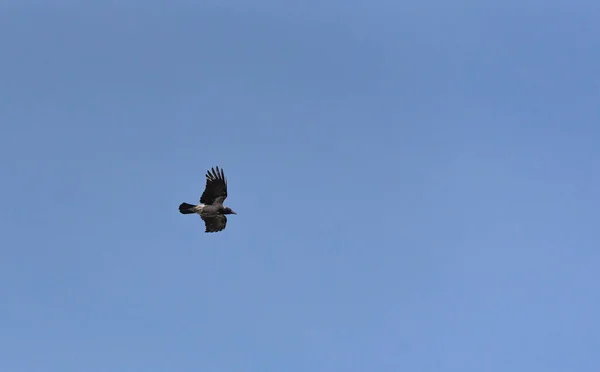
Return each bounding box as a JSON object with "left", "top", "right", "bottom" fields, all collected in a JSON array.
[{"left": 179, "top": 166, "right": 237, "bottom": 233}]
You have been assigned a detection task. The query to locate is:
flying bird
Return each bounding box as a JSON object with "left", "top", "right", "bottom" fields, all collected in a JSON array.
[{"left": 179, "top": 166, "right": 237, "bottom": 233}]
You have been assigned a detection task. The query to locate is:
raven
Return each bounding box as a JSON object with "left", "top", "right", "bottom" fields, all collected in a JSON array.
[{"left": 179, "top": 166, "right": 236, "bottom": 233}]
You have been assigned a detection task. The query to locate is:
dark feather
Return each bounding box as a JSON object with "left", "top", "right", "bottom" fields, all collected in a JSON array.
[
  {"left": 202, "top": 214, "right": 227, "bottom": 233},
  {"left": 200, "top": 166, "right": 228, "bottom": 205},
  {"left": 179, "top": 202, "right": 196, "bottom": 214}
]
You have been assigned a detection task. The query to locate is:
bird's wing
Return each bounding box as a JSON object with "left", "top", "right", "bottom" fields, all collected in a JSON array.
[
  {"left": 200, "top": 166, "right": 228, "bottom": 205},
  {"left": 201, "top": 214, "right": 228, "bottom": 233}
]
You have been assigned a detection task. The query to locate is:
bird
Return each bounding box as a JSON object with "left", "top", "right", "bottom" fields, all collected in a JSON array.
[{"left": 179, "top": 166, "right": 237, "bottom": 233}]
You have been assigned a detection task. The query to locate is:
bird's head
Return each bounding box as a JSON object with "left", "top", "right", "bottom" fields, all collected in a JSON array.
[{"left": 223, "top": 207, "right": 237, "bottom": 215}]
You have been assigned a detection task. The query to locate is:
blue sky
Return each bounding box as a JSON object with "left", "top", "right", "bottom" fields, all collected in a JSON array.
[{"left": 1, "top": 1, "right": 599, "bottom": 371}]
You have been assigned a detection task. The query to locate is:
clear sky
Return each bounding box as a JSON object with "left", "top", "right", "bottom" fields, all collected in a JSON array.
[{"left": 1, "top": 1, "right": 599, "bottom": 371}]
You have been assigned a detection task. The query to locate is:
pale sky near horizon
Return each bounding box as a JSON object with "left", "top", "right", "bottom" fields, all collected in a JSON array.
[{"left": 1, "top": 2, "right": 599, "bottom": 371}]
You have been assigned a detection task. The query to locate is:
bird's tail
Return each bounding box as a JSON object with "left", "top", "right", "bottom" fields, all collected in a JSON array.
[{"left": 179, "top": 202, "right": 197, "bottom": 214}]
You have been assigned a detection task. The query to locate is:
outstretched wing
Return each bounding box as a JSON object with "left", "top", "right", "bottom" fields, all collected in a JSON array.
[
  {"left": 200, "top": 166, "right": 227, "bottom": 205},
  {"left": 201, "top": 215, "right": 227, "bottom": 233}
]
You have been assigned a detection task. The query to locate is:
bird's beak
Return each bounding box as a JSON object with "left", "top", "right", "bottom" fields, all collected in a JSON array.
[{"left": 232, "top": 211, "right": 237, "bottom": 214}]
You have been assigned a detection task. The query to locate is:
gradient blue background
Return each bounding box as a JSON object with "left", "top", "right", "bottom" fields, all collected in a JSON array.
[{"left": 1, "top": 1, "right": 599, "bottom": 371}]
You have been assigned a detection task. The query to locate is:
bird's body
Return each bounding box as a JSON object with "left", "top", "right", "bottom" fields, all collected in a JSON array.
[{"left": 179, "top": 166, "right": 236, "bottom": 233}]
